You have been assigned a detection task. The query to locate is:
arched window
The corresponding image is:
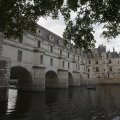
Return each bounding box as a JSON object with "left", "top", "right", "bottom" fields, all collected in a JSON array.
[{"left": 40, "top": 55, "right": 43, "bottom": 64}]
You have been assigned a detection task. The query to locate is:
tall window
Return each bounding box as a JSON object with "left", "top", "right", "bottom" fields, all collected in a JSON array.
[
  {"left": 38, "top": 41, "right": 41, "bottom": 48},
  {"left": 109, "top": 60, "right": 112, "bottom": 64},
  {"left": 96, "top": 60, "right": 98, "bottom": 64},
  {"left": 68, "top": 62, "right": 70, "bottom": 69},
  {"left": 76, "top": 64, "right": 77, "bottom": 70},
  {"left": 60, "top": 49, "right": 62, "bottom": 55},
  {"left": 63, "top": 61, "right": 65, "bottom": 68},
  {"left": 17, "top": 50, "right": 22, "bottom": 62},
  {"left": 96, "top": 67, "right": 99, "bottom": 72},
  {"left": 50, "top": 58, "right": 53, "bottom": 66},
  {"left": 68, "top": 52, "right": 69, "bottom": 58},
  {"left": 109, "top": 67, "right": 112, "bottom": 71},
  {"left": 50, "top": 46, "right": 53, "bottom": 53},
  {"left": 89, "top": 60, "right": 91, "bottom": 64},
  {"left": 40, "top": 55, "right": 43, "bottom": 64}
]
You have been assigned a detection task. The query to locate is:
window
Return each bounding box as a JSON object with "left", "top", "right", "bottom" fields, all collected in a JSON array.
[
  {"left": 68, "top": 62, "right": 70, "bottom": 69},
  {"left": 78, "top": 56, "right": 79, "bottom": 61},
  {"left": 96, "top": 60, "right": 98, "bottom": 64},
  {"left": 84, "top": 66, "right": 86, "bottom": 71},
  {"left": 88, "top": 74, "right": 89, "bottom": 78},
  {"left": 38, "top": 30, "right": 41, "bottom": 34},
  {"left": 118, "top": 61, "right": 119, "bottom": 64},
  {"left": 109, "top": 67, "right": 112, "bottom": 71},
  {"left": 38, "top": 41, "right": 41, "bottom": 48},
  {"left": 40, "top": 55, "right": 43, "bottom": 64},
  {"left": 78, "top": 65, "right": 80, "bottom": 70},
  {"left": 68, "top": 52, "right": 69, "bottom": 58},
  {"left": 76, "top": 64, "right": 77, "bottom": 70},
  {"left": 88, "top": 69, "right": 90, "bottom": 72},
  {"left": 60, "top": 49, "right": 62, "bottom": 55},
  {"left": 96, "top": 67, "right": 99, "bottom": 72},
  {"left": 109, "top": 60, "right": 112, "bottom": 64},
  {"left": 17, "top": 50, "right": 22, "bottom": 62},
  {"left": 89, "top": 60, "right": 91, "bottom": 64},
  {"left": 63, "top": 61, "right": 65, "bottom": 68},
  {"left": 50, "top": 58, "right": 53, "bottom": 66},
  {"left": 50, "top": 46, "right": 53, "bottom": 53}
]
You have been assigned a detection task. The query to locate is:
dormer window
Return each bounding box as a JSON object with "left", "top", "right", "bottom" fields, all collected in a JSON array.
[
  {"left": 37, "top": 29, "right": 42, "bottom": 35},
  {"left": 59, "top": 40, "right": 63, "bottom": 45},
  {"left": 67, "top": 44, "right": 70, "bottom": 49},
  {"left": 49, "top": 35, "right": 54, "bottom": 41}
]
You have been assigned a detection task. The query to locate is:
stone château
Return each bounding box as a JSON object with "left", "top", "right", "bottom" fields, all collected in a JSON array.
[{"left": 0, "top": 25, "right": 120, "bottom": 93}]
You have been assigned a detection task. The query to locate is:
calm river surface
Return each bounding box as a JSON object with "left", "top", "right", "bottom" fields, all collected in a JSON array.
[{"left": 1, "top": 86, "right": 120, "bottom": 120}]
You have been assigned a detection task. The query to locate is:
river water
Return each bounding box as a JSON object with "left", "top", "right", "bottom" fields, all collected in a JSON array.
[{"left": 1, "top": 86, "right": 120, "bottom": 120}]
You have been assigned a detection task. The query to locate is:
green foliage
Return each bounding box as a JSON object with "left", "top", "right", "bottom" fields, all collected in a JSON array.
[{"left": 0, "top": 0, "right": 120, "bottom": 51}]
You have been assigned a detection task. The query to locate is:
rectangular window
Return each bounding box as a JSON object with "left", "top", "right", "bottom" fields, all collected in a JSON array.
[
  {"left": 17, "top": 50, "right": 22, "bottom": 62},
  {"left": 68, "top": 62, "right": 70, "bottom": 69},
  {"left": 89, "top": 60, "right": 91, "bottom": 64},
  {"left": 68, "top": 52, "right": 69, "bottom": 58},
  {"left": 50, "top": 58, "right": 53, "bottom": 66},
  {"left": 109, "top": 67, "right": 112, "bottom": 71},
  {"left": 60, "top": 49, "right": 62, "bottom": 55},
  {"left": 50, "top": 46, "right": 53, "bottom": 53},
  {"left": 96, "top": 60, "right": 98, "bottom": 64},
  {"left": 96, "top": 67, "right": 99, "bottom": 72},
  {"left": 38, "top": 41, "right": 41, "bottom": 48},
  {"left": 63, "top": 61, "right": 65, "bottom": 68}
]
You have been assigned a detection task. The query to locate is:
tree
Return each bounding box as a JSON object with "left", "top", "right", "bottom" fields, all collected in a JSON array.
[{"left": 0, "top": 0, "right": 120, "bottom": 51}]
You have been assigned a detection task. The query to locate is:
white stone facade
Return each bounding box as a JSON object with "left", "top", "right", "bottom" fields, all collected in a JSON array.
[
  {"left": 88, "top": 45, "right": 120, "bottom": 85},
  {"left": 1, "top": 25, "right": 89, "bottom": 91}
]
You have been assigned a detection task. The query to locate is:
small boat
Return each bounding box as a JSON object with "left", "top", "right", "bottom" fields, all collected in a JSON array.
[{"left": 87, "top": 86, "right": 96, "bottom": 90}]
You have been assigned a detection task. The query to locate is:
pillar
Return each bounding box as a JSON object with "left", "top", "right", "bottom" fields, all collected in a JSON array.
[
  {"left": 32, "top": 66, "right": 46, "bottom": 91},
  {"left": 72, "top": 71, "right": 81, "bottom": 86},
  {"left": 0, "top": 33, "right": 10, "bottom": 101},
  {"left": 58, "top": 69, "right": 68, "bottom": 88}
]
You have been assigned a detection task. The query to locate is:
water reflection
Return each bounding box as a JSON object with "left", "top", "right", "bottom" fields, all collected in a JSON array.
[{"left": 1, "top": 86, "right": 120, "bottom": 120}]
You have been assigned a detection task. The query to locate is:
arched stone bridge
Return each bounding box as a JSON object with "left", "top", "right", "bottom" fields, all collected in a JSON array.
[{"left": 0, "top": 25, "right": 89, "bottom": 92}]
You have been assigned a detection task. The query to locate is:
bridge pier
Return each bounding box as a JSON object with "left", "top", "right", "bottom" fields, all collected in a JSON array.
[
  {"left": 0, "top": 58, "right": 9, "bottom": 102},
  {"left": 72, "top": 71, "right": 81, "bottom": 86},
  {"left": 58, "top": 69, "right": 68, "bottom": 88},
  {"left": 0, "top": 33, "right": 10, "bottom": 101},
  {"left": 32, "top": 66, "right": 45, "bottom": 91}
]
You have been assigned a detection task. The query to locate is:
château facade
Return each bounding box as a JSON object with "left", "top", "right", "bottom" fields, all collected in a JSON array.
[
  {"left": 88, "top": 45, "right": 120, "bottom": 84},
  {"left": 1, "top": 25, "right": 120, "bottom": 92}
]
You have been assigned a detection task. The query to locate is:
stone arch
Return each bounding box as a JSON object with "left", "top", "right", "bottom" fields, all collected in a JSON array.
[
  {"left": 68, "top": 72, "right": 73, "bottom": 87},
  {"left": 45, "top": 71, "right": 59, "bottom": 88},
  {"left": 10, "top": 66, "right": 33, "bottom": 91}
]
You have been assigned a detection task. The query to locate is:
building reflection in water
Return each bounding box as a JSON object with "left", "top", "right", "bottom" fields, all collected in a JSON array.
[{"left": 1, "top": 86, "right": 120, "bottom": 120}]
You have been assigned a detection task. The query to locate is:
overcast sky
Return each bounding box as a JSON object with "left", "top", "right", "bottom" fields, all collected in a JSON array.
[{"left": 38, "top": 16, "right": 120, "bottom": 53}]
